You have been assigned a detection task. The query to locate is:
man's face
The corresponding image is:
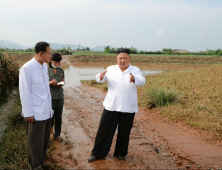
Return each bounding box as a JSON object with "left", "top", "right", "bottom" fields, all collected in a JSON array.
[
  {"left": 116, "top": 53, "right": 131, "bottom": 70},
  {"left": 41, "top": 46, "right": 51, "bottom": 63}
]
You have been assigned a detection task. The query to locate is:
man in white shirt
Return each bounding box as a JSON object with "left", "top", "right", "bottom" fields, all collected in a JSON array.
[
  {"left": 88, "top": 48, "right": 146, "bottom": 162},
  {"left": 19, "top": 42, "right": 56, "bottom": 170}
]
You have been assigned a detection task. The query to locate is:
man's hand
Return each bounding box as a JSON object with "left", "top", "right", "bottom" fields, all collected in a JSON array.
[
  {"left": 26, "top": 116, "right": 34, "bottom": 123},
  {"left": 100, "top": 70, "right": 107, "bottom": 80},
  {"left": 129, "top": 73, "right": 135, "bottom": 83}
]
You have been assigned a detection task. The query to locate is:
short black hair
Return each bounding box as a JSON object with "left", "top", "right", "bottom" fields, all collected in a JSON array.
[
  {"left": 35, "top": 42, "right": 50, "bottom": 54},
  {"left": 117, "top": 48, "right": 130, "bottom": 55},
  {"left": 51, "top": 53, "right": 62, "bottom": 62},
  {"left": 49, "top": 53, "right": 62, "bottom": 68}
]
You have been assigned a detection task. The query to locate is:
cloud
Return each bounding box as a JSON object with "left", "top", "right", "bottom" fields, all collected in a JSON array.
[
  {"left": 156, "top": 27, "right": 169, "bottom": 38},
  {"left": 0, "top": 0, "right": 222, "bottom": 51}
]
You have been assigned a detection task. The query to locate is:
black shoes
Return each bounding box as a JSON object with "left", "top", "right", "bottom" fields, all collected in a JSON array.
[
  {"left": 88, "top": 155, "right": 98, "bottom": 162},
  {"left": 88, "top": 155, "right": 125, "bottom": 162}
]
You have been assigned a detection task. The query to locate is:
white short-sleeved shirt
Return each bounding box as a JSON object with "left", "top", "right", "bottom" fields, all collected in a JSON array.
[{"left": 96, "top": 64, "right": 146, "bottom": 113}]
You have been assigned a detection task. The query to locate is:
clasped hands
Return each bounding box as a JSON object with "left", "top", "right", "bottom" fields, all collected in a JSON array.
[{"left": 100, "top": 70, "right": 135, "bottom": 83}]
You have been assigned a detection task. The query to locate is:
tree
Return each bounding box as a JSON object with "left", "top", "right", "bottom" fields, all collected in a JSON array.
[
  {"left": 162, "top": 48, "right": 173, "bottom": 54},
  {"left": 129, "top": 46, "right": 137, "bottom": 54},
  {"left": 104, "top": 46, "right": 111, "bottom": 53},
  {"left": 67, "top": 46, "right": 71, "bottom": 51}
]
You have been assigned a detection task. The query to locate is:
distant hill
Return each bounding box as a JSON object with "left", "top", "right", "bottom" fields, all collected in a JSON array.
[
  {"left": 49, "top": 43, "right": 86, "bottom": 50},
  {"left": 0, "top": 40, "right": 135, "bottom": 52},
  {"left": 91, "top": 45, "right": 116, "bottom": 51},
  {"left": 0, "top": 40, "right": 32, "bottom": 49}
]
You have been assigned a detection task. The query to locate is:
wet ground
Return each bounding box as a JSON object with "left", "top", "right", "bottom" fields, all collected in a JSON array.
[
  {"left": 16, "top": 55, "right": 221, "bottom": 169},
  {"left": 49, "top": 84, "right": 222, "bottom": 170},
  {"left": 0, "top": 90, "right": 17, "bottom": 142}
]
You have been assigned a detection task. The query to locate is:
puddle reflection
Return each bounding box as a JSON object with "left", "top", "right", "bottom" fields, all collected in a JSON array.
[{"left": 61, "top": 64, "right": 161, "bottom": 88}]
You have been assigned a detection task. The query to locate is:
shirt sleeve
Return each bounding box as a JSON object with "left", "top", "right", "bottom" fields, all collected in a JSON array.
[
  {"left": 134, "top": 68, "right": 146, "bottom": 87},
  {"left": 96, "top": 71, "right": 107, "bottom": 83},
  {"left": 19, "top": 67, "right": 34, "bottom": 117}
]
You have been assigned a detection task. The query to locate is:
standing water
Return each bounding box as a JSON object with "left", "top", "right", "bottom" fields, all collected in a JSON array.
[{"left": 60, "top": 64, "right": 161, "bottom": 88}]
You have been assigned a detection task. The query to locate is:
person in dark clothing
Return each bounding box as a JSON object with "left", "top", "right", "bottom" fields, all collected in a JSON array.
[{"left": 48, "top": 53, "right": 65, "bottom": 140}]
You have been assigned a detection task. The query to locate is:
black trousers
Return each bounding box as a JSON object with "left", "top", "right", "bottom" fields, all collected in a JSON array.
[
  {"left": 26, "top": 118, "right": 52, "bottom": 168},
  {"left": 92, "top": 109, "right": 135, "bottom": 158},
  {"left": 51, "top": 98, "right": 64, "bottom": 137}
]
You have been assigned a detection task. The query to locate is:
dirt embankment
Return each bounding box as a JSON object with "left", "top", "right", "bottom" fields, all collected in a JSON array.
[{"left": 49, "top": 84, "right": 222, "bottom": 170}]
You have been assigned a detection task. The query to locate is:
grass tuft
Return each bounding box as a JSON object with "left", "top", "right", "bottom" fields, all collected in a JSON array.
[{"left": 146, "top": 87, "right": 179, "bottom": 108}]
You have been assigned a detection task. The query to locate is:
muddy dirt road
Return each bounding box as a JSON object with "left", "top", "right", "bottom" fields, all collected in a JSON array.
[{"left": 50, "top": 84, "right": 222, "bottom": 169}]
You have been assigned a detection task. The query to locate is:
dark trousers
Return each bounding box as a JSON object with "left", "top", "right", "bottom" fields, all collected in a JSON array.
[
  {"left": 92, "top": 109, "right": 135, "bottom": 158},
  {"left": 51, "top": 98, "right": 64, "bottom": 137},
  {"left": 26, "top": 118, "right": 52, "bottom": 168}
]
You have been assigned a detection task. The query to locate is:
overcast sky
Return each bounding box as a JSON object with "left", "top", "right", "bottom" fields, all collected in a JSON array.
[{"left": 0, "top": 0, "right": 222, "bottom": 51}]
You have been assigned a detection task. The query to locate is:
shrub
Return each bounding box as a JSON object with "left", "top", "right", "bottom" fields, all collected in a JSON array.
[
  {"left": 146, "top": 87, "right": 179, "bottom": 108},
  {"left": 0, "top": 51, "right": 19, "bottom": 106}
]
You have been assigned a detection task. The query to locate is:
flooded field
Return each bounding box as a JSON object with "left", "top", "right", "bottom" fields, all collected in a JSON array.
[
  {"left": 58, "top": 61, "right": 207, "bottom": 88},
  {"left": 59, "top": 63, "right": 162, "bottom": 87}
]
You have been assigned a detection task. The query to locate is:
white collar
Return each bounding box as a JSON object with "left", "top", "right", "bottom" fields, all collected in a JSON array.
[
  {"left": 32, "top": 57, "right": 43, "bottom": 70},
  {"left": 115, "top": 64, "right": 132, "bottom": 72}
]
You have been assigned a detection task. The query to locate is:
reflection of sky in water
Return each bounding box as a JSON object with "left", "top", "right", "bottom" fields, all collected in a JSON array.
[
  {"left": 141, "top": 70, "right": 162, "bottom": 76},
  {"left": 62, "top": 65, "right": 161, "bottom": 88},
  {"left": 62, "top": 65, "right": 104, "bottom": 87}
]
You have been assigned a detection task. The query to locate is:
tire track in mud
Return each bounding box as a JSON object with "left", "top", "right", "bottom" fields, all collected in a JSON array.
[{"left": 60, "top": 84, "right": 176, "bottom": 169}]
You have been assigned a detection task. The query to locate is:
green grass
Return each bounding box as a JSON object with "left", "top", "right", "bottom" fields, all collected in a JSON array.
[
  {"left": 146, "top": 87, "right": 179, "bottom": 108},
  {"left": 0, "top": 90, "right": 29, "bottom": 169},
  {"left": 81, "top": 80, "right": 108, "bottom": 91},
  {"left": 0, "top": 89, "right": 62, "bottom": 169},
  {"left": 137, "top": 64, "right": 222, "bottom": 140}
]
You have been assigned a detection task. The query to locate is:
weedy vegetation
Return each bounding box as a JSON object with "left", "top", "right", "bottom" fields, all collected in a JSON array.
[
  {"left": 81, "top": 80, "right": 108, "bottom": 91},
  {"left": 81, "top": 60, "right": 222, "bottom": 140},
  {"left": 70, "top": 52, "right": 222, "bottom": 64},
  {"left": 146, "top": 87, "right": 179, "bottom": 108},
  {"left": 0, "top": 51, "right": 19, "bottom": 107},
  {"left": 138, "top": 64, "right": 222, "bottom": 140},
  {"left": 0, "top": 52, "right": 62, "bottom": 169}
]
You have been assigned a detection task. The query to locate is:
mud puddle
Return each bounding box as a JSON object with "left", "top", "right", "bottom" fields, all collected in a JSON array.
[
  {"left": 51, "top": 85, "right": 175, "bottom": 169},
  {"left": 50, "top": 84, "right": 222, "bottom": 169}
]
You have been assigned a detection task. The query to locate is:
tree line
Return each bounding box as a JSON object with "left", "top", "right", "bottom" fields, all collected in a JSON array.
[
  {"left": 0, "top": 46, "right": 91, "bottom": 55},
  {"left": 104, "top": 46, "right": 222, "bottom": 55}
]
